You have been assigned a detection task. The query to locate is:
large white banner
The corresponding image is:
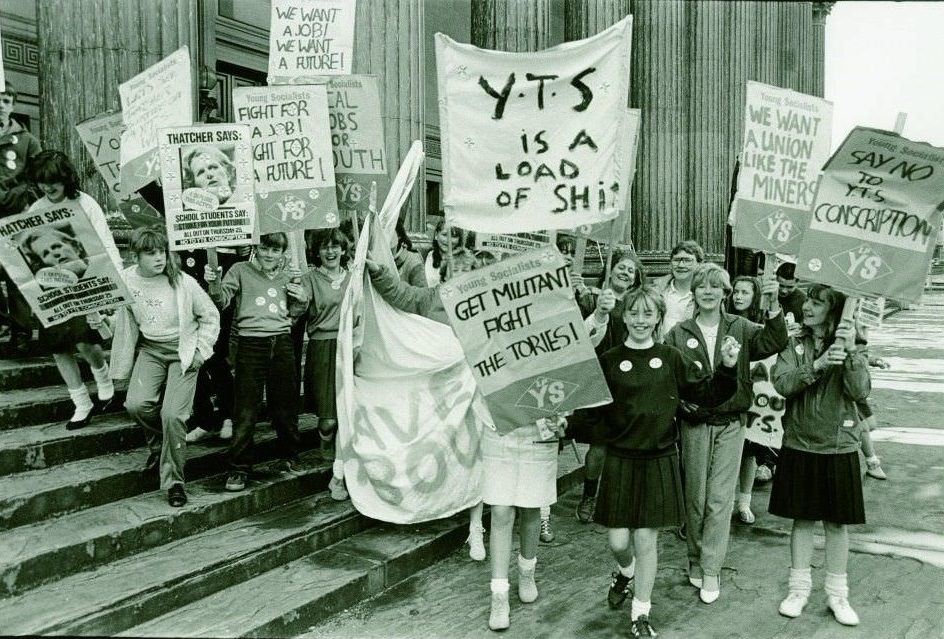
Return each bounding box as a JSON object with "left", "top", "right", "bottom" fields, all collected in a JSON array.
[{"left": 435, "top": 17, "right": 632, "bottom": 233}]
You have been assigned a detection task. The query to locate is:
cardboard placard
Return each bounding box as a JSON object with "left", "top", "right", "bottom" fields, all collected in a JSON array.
[
  {"left": 439, "top": 247, "right": 612, "bottom": 432},
  {"left": 233, "top": 84, "right": 339, "bottom": 233},
  {"left": 158, "top": 124, "right": 257, "bottom": 250},
  {"left": 795, "top": 127, "right": 944, "bottom": 304},
  {"left": 268, "top": 0, "right": 357, "bottom": 82},
  {"left": 0, "top": 200, "right": 132, "bottom": 327},
  {"left": 730, "top": 82, "right": 833, "bottom": 254}
]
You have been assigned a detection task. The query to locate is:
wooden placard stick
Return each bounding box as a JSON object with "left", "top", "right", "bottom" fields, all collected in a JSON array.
[
  {"left": 444, "top": 220, "right": 456, "bottom": 282},
  {"left": 762, "top": 252, "right": 778, "bottom": 311},
  {"left": 207, "top": 249, "right": 221, "bottom": 297},
  {"left": 90, "top": 311, "right": 112, "bottom": 340},
  {"left": 287, "top": 230, "right": 308, "bottom": 274}
]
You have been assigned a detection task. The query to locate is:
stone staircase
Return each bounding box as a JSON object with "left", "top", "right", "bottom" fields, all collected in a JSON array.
[{"left": 0, "top": 347, "right": 584, "bottom": 637}]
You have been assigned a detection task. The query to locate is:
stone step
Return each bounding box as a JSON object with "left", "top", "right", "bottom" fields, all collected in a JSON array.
[
  {"left": 0, "top": 415, "right": 319, "bottom": 531},
  {"left": 121, "top": 459, "right": 586, "bottom": 639},
  {"left": 0, "top": 490, "right": 367, "bottom": 636},
  {"left": 0, "top": 449, "right": 332, "bottom": 599},
  {"left": 0, "top": 354, "right": 75, "bottom": 391},
  {"left": 0, "top": 381, "right": 127, "bottom": 430},
  {"left": 0, "top": 413, "right": 143, "bottom": 477},
  {"left": 122, "top": 515, "right": 468, "bottom": 639}
]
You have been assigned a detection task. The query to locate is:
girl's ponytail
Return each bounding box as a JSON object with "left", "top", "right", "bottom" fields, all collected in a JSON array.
[{"left": 129, "top": 225, "right": 182, "bottom": 288}]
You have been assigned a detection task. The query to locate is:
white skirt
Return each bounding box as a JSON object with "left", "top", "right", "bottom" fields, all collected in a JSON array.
[{"left": 481, "top": 425, "right": 558, "bottom": 508}]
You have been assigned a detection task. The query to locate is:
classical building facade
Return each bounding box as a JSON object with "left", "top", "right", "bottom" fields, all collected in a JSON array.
[{"left": 1, "top": 0, "right": 830, "bottom": 267}]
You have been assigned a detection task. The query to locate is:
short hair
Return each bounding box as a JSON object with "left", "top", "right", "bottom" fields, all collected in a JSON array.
[
  {"left": 27, "top": 150, "right": 81, "bottom": 200},
  {"left": 182, "top": 146, "right": 235, "bottom": 190},
  {"left": 259, "top": 232, "right": 288, "bottom": 251},
  {"left": 129, "top": 225, "right": 181, "bottom": 287},
  {"left": 0, "top": 83, "right": 18, "bottom": 102},
  {"left": 776, "top": 262, "right": 797, "bottom": 280},
  {"left": 690, "top": 262, "right": 733, "bottom": 295},
  {"left": 622, "top": 285, "right": 667, "bottom": 339},
  {"left": 670, "top": 240, "right": 705, "bottom": 262},
  {"left": 598, "top": 249, "right": 646, "bottom": 289},
  {"left": 21, "top": 227, "right": 85, "bottom": 268},
  {"left": 311, "top": 227, "right": 351, "bottom": 267}
]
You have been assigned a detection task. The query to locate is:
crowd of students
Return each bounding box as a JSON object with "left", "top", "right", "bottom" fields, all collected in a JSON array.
[{"left": 0, "top": 97, "right": 891, "bottom": 635}]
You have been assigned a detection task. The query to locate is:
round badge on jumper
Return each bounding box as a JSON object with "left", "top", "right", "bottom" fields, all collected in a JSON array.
[
  {"left": 619, "top": 360, "right": 632, "bottom": 372},
  {"left": 331, "top": 280, "right": 341, "bottom": 290},
  {"left": 694, "top": 360, "right": 703, "bottom": 370},
  {"left": 186, "top": 257, "right": 196, "bottom": 268},
  {"left": 5, "top": 160, "right": 15, "bottom": 170},
  {"left": 649, "top": 357, "right": 663, "bottom": 369},
  {"left": 255, "top": 296, "right": 266, "bottom": 306},
  {"left": 268, "top": 303, "right": 279, "bottom": 313},
  {"left": 279, "top": 300, "right": 287, "bottom": 311},
  {"left": 687, "top": 338, "right": 698, "bottom": 349},
  {"left": 267, "top": 288, "right": 278, "bottom": 297},
  {"left": 795, "top": 344, "right": 805, "bottom": 356},
  {"left": 5, "top": 150, "right": 15, "bottom": 160}
]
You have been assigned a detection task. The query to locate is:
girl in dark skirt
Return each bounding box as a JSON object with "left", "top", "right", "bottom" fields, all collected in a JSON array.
[
  {"left": 594, "top": 286, "right": 740, "bottom": 638},
  {"left": 300, "top": 228, "right": 351, "bottom": 500},
  {"left": 26, "top": 151, "right": 122, "bottom": 429},
  {"left": 770, "top": 284, "right": 870, "bottom": 627}
]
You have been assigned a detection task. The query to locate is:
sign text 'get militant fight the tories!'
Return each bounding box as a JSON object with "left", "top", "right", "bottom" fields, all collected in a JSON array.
[
  {"left": 440, "top": 247, "right": 612, "bottom": 432},
  {"left": 435, "top": 17, "right": 632, "bottom": 233},
  {"left": 0, "top": 200, "right": 132, "bottom": 328},
  {"left": 731, "top": 81, "right": 833, "bottom": 254},
  {"left": 118, "top": 47, "right": 193, "bottom": 195},
  {"left": 268, "top": 0, "right": 356, "bottom": 82},
  {"left": 158, "top": 124, "right": 258, "bottom": 251},
  {"left": 796, "top": 127, "right": 944, "bottom": 304},
  {"left": 233, "top": 85, "right": 339, "bottom": 234}
]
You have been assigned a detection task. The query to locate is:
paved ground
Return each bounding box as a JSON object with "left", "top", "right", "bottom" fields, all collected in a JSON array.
[{"left": 307, "top": 293, "right": 944, "bottom": 638}]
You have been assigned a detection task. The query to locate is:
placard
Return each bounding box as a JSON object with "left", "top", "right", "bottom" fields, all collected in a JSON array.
[
  {"left": 439, "top": 247, "right": 612, "bottom": 432},
  {"left": 745, "top": 355, "right": 784, "bottom": 449},
  {"left": 795, "top": 127, "right": 944, "bottom": 303},
  {"left": 475, "top": 231, "right": 550, "bottom": 256},
  {"left": 268, "top": 0, "right": 357, "bottom": 82},
  {"left": 118, "top": 47, "right": 193, "bottom": 195},
  {"left": 435, "top": 17, "right": 632, "bottom": 233},
  {"left": 233, "top": 84, "right": 339, "bottom": 233},
  {"left": 731, "top": 82, "right": 833, "bottom": 254},
  {"left": 158, "top": 124, "right": 257, "bottom": 250},
  {"left": 0, "top": 200, "right": 132, "bottom": 327}
]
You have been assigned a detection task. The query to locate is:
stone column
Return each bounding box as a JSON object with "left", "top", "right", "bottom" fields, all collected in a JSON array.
[
  {"left": 796, "top": 2, "right": 816, "bottom": 96},
  {"left": 352, "top": 0, "right": 426, "bottom": 232},
  {"left": 626, "top": 0, "right": 689, "bottom": 260},
  {"left": 36, "top": 0, "right": 198, "bottom": 208},
  {"left": 811, "top": 2, "right": 834, "bottom": 97},
  {"left": 563, "top": 0, "right": 630, "bottom": 40},
  {"left": 471, "top": 0, "right": 550, "bottom": 52},
  {"left": 778, "top": 1, "right": 802, "bottom": 91}
]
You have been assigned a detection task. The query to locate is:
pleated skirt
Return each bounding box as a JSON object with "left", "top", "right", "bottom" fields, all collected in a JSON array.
[
  {"left": 594, "top": 451, "right": 685, "bottom": 530},
  {"left": 768, "top": 447, "right": 865, "bottom": 524}
]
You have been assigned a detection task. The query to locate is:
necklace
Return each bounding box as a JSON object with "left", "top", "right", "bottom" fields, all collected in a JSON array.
[{"left": 320, "top": 265, "right": 346, "bottom": 290}]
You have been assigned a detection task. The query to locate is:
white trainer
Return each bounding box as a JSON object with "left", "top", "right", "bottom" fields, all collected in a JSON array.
[
  {"left": 778, "top": 592, "right": 808, "bottom": 618},
  {"left": 828, "top": 596, "right": 860, "bottom": 626},
  {"left": 219, "top": 419, "right": 233, "bottom": 440},
  {"left": 488, "top": 590, "right": 510, "bottom": 631},
  {"left": 467, "top": 525, "right": 486, "bottom": 561},
  {"left": 185, "top": 427, "right": 214, "bottom": 443}
]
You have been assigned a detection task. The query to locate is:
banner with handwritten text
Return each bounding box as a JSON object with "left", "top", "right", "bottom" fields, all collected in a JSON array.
[
  {"left": 435, "top": 17, "right": 632, "bottom": 233},
  {"left": 440, "top": 247, "right": 611, "bottom": 432},
  {"left": 745, "top": 355, "right": 784, "bottom": 449},
  {"left": 0, "top": 200, "right": 132, "bottom": 327},
  {"left": 795, "top": 127, "right": 944, "bottom": 304},
  {"left": 731, "top": 82, "right": 833, "bottom": 254},
  {"left": 119, "top": 47, "right": 193, "bottom": 195},
  {"left": 268, "top": 0, "right": 356, "bottom": 82},
  {"left": 158, "top": 124, "right": 257, "bottom": 250},
  {"left": 233, "top": 85, "right": 339, "bottom": 233}
]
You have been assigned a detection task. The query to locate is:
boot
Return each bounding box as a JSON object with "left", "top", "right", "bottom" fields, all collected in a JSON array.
[
  {"left": 825, "top": 572, "right": 860, "bottom": 626},
  {"left": 778, "top": 568, "right": 811, "bottom": 618},
  {"left": 488, "top": 586, "right": 510, "bottom": 631},
  {"left": 517, "top": 554, "right": 538, "bottom": 603}
]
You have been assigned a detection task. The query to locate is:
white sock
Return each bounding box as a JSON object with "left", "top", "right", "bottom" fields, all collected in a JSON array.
[
  {"left": 737, "top": 492, "right": 752, "bottom": 509},
  {"left": 91, "top": 364, "right": 114, "bottom": 401},
  {"left": 540, "top": 505, "right": 551, "bottom": 519},
  {"left": 517, "top": 554, "right": 536, "bottom": 572},
  {"left": 865, "top": 455, "right": 880, "bottom": 464},
  {"left": 619, "top": 558, "right": 636, "bottom": 579},
  {"left": 490, "top": 578, "right": 509, "bottom": 594},
  {"left": 68, "top": 386, "right": 94, "bottom": 422},
  {"left": 630, "top": 597, "right": 651, "bottom": 621}
]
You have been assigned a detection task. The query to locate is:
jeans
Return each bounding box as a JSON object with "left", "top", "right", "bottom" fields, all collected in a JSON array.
[
  {"left": 125, "top": 339, "right": 198, "bottom": 490},
  {"left": 230, "top": 333, "right": 300, "bottom": 473}
]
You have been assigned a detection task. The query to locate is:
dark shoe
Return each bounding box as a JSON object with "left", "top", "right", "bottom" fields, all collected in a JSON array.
[
  {"left": 225, "top": 472, "right": 247, "bottom": 491},
  {"left": 539, "top": 517, "right": 555, "bottom": 543},
  {"left": 630, "top": 615, "right": 657, "bottom": 638},
  {"left": 94, "top": 395, "right": 115, "bottom": 415},
  {"left": 167, "top": 483, "right": 187, "bottom": 507},
  {"left": 278, "top": 458, "right": 302, "bottom": 474},
  {"left": 607, "top": 571, "right": 634, "bottom": 609},
  {"left": 575, "top": 495, "right": 596, "bottom": 523},
  {"left": 65, "top": 414, "right": 93, "bottom": 431},
  {"left": 142, "top": 451, "right": 160, "bottom": 473},
  {"left": 674, "top": 523, "right": 687, "bottom": 541}
]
